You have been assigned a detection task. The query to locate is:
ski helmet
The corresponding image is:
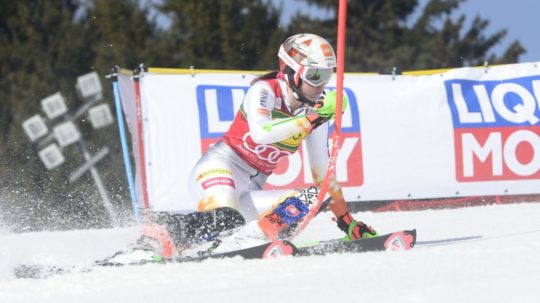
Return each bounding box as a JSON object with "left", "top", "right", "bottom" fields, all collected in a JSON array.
[{"left": 278, "top": 33, "right": 336, "bottom": 105}]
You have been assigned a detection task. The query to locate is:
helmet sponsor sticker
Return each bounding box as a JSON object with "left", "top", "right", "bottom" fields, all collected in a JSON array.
[{"left": 320, "top": 43, "right": 334, "bottom": 58}]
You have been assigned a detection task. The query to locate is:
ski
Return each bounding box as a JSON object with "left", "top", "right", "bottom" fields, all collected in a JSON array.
[
  {"left": 14, "top": 229, "right": 415, "bottom": 279},
  {"left": 102, "top": 229, "right": 416, "bottom": 265},
  {"left": 295, "top": 229, "right": 416, "bottom": 256}
]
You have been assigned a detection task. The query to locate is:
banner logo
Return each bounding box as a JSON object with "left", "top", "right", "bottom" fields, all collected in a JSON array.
[
  {"left": 445, "top": 75, "right": 540, "bottom": 181},
  {"left": 196, "top": 85, "right": 364, "bottom": 188}
]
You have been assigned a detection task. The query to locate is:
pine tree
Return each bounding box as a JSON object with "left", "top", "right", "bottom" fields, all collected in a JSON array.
[
  {"left": 157, "top": 0, "right": 285, "bottom": 70},
  {"left": 0, "top": 0, "right": 88, "bottom": 230},
  {"left": 83, "top": 0, "right": 163, "bottom": 71},
  {"left": 298, "top": 0, "right": 525, "bottom": 72},
  {"left": 0, "top": 0, "right": 162, "bottom": 231}
]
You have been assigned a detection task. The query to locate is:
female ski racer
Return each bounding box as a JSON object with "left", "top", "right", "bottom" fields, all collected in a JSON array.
[{"left": 142, "top": 33, "right": 377, "bottom": 258}]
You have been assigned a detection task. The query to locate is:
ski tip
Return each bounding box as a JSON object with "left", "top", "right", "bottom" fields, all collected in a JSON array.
[
  {"left": 262, "top": 240, "right": 298, "bottom": 259},
  {"left": 383, "top": 229, "right": 417, "bottom": 251},
  {"left": 407, "top": 229, "right": 417, "bottom": 249}
]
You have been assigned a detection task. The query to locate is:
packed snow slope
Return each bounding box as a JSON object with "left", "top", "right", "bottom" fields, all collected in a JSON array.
[{"left": 1, "top": 202, "right": 540, "bottom": 303}]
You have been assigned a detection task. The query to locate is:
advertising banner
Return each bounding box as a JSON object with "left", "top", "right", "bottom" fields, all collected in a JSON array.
[{"left": 117, "top": 63, "right": 540, "bottom": 212}]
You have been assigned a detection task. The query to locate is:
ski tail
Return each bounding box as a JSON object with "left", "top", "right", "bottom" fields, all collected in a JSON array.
[{"left": 383, "top": 230, "right": 416, "bottom": 251}]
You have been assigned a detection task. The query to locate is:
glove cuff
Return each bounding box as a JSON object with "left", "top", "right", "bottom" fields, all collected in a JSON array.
[{"left": 306, "top": 113, "right": 330, "bottom": 130}]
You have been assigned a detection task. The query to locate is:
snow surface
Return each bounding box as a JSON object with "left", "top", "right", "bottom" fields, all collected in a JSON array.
[{"left": 1, "top": 202, "right": 540, "bottom": 303}]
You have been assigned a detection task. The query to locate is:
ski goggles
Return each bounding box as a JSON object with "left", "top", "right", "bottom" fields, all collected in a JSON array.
[
  {"left": 300, "top": 66, "right": 333, "bottom": 87},
  {"left": 278, "top": 45, "right": 334, "bottom": 87}
]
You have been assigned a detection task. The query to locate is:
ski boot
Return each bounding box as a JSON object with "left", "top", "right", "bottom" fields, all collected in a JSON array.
[
  {"left": 139, "top": 207, "right": 246, "bottom": 258},
  {"left": 138, "top": 222, "right": 178, "bottom": 259},
  {"left": 336, "top": 212, "right": 378, "bottom": 240}
]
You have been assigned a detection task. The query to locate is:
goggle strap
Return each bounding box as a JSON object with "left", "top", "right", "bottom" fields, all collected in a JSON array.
[
  {"left": 287, "top": 72, "right": 316, "bottom": 107},
  {"left": 295, "top": 66, "right": 304, "bottom": 87}
]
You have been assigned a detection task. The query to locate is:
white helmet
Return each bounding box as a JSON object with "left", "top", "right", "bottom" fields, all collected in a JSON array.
[{"left": 278, "top": 33, "right": 336, "bottom": 104}]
